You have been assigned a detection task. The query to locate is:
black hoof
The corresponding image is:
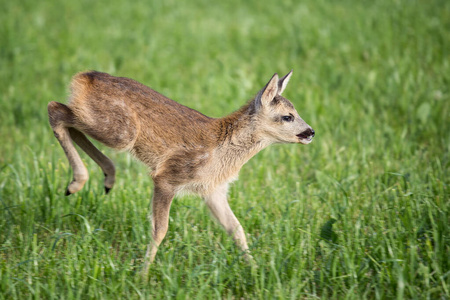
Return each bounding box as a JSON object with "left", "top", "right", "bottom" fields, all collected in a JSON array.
[
  {"left": 105, "top": 187, "right": 111, "bottom": 194},
  {"left": 65, "top": 188, "right": 72, "bottom": 196}
]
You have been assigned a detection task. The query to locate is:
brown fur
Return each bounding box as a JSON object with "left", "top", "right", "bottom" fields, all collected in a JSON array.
[{"left": 47, "top": 70, "right": 314, "bottom": 276}]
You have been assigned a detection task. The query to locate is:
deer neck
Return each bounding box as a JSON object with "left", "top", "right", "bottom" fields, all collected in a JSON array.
[{"left": 214, "top": 104, "right": 271, "bottom": 172}]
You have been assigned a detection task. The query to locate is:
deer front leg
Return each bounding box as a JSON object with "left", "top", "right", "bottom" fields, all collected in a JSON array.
[
  {"left": 142, "top": 181, "right": 175, "bottom": 277},
  {"left": 68, "top": 128, "right": 116, "bottom": 194},
  {"left": 204, "top": 184, "right": 253, "bottom": 261},
  {"left": 48, "top": 102, "right": 88, "bottom": 195}
]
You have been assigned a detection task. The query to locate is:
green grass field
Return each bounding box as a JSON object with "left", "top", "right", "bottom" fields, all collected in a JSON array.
[{"left": 1, "top": 0, "right": 449, "bottom": 298}]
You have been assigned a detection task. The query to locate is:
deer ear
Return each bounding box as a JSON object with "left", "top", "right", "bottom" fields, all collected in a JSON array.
[
  {"left": 255, "top": 73, "right": 279, "bottom": 110},
  {"left": 278, "top": 70, "right": 293, "bottom": 95}
]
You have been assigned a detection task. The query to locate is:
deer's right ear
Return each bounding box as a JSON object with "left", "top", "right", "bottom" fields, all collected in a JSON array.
[
  {"left": 278, "top": 70, "right": 293, "bottom": 95},
  {"left": 255, "top": 73, "right": 279, "bottom": 110}
]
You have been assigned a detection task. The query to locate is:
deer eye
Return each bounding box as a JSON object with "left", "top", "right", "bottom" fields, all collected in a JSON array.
[{"left": 282, "top": 115, "right": 294, "bottom": 122}]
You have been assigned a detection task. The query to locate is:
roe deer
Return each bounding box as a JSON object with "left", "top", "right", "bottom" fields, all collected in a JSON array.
[{"left": 47, "top": 70, "right": 315, "bottom": 276}]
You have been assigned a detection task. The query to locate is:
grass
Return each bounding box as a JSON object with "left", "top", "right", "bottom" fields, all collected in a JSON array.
[{"left": 0, "top": 0, "right": 449, "bottom": 298}]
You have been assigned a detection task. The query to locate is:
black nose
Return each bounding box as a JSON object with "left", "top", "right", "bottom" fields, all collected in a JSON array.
[
  {"left": 297, "top": 128, "right": 315, "bottom": 139},
  {"left": 303, "top": 128, "right": 314, "bottom": 137}
]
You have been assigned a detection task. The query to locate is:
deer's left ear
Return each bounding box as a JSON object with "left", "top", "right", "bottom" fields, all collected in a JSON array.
[
  {"left": 255, "top": 73, "right": 279, "bottom": 109},
  {"left": 278, "top": 70, "right": 293, "bottom": 95}
]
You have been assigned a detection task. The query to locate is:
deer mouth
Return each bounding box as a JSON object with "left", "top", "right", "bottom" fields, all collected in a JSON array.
[{"left": 297, "top": 128, "right": 315, "bottom": 144}]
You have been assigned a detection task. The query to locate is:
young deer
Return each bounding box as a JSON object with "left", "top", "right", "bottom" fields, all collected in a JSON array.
[{"left": 48, "top": 70, "right": 314, "bottom": 276}]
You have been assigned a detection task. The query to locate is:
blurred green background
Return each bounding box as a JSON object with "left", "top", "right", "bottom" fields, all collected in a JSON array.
[{"left": 1, "top": 0, "right": 449, "bottom": 298}]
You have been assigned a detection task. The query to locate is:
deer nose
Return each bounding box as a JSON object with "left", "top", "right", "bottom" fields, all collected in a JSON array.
[
  {"left": 296, "top": 128, "right": 315, "bottom": 139},
  {"left": 303, "top": 128, "right": 314, "bottom": 137}
]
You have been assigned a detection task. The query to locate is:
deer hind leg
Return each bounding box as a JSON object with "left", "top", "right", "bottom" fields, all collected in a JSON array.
[
  {"left": 68, "top": 128, "right": 116, "bottom": 194},
  {"left": 48, "top": 101, "right": 88, "bottom": 195},
  {"left": 204, "top": 184, "right": 253, "bottom": 261},
  {"left": 142, "top": 180, "right": 175, "bottom": 277}
]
